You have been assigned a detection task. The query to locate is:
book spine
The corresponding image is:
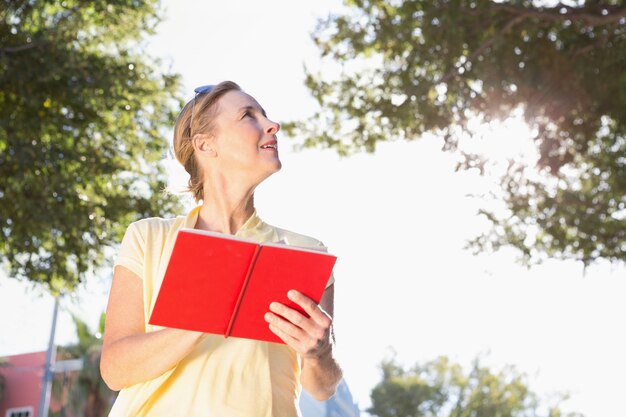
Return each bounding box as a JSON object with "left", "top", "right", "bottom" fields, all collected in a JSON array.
[{"left": 225, "top": 245, "right": 262, "bottom": 338}]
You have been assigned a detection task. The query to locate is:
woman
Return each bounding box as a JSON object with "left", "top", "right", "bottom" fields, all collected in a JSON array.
[{"left": 100, "top": 81, "right": 342, "bottom": 416}]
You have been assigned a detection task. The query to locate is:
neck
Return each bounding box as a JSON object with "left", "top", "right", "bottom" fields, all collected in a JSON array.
[{"left": 194, "top": 176, "right": 257, "bottom": 235}]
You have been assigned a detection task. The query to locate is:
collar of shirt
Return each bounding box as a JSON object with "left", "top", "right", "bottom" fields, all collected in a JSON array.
[{"left": 183, "top": 206, "right": 277, "bottom": 242}]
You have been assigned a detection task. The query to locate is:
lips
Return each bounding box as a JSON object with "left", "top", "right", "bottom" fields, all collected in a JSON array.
[{"left": 260, "top": 139, "right": 278, "bottom": 150}]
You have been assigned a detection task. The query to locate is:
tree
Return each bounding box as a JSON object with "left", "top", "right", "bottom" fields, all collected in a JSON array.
[
  {"left": 368, "top": 356, "right": 582, "bottom": 417},
  {"left": 0, "top": 357, "right": 7, "bottom": 404},
  {"left": 0, "top": 0, "right": 182, "bottom": 294},
  {"left": 291, "top": 0, "right": 626, "bottom": 266},
  {"left": 52, "top": 313, "right": 116, "bottom": 417}
]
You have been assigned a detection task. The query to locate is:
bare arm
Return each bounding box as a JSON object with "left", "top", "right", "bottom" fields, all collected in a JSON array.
[
  {"left": 265, "top": 285, "right": 343, "bottom": 400},
  {"left": 100, "top": 266, "right": 205, "bottom": 391}
]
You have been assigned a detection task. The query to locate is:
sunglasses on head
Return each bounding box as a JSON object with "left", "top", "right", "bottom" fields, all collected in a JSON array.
[
  {"left": 190, "top": 84, "right": 215, "bottom": 138},
  {"left": 194, "top": 85, "right": 215, "bottom": 95}
]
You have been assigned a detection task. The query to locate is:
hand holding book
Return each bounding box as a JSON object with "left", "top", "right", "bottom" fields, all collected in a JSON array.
[
  {"left": 265, "top": 289, "right": 334, "bottom": 357},
  {"left": 149, "top": 229, "right": 337, "bottom": 344}
]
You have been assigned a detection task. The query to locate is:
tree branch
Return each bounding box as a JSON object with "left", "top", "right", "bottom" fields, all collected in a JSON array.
[
  {"left": 573, "top": 21, "right": 621, "bottom": 56},
  {"left": 0, "top": 42, "right": 40, "bottom": 53},
  {"left": 1, "top": 3, "right": 81, "bottom": 55},
  {"left": 573, "top": 33, "right": 610, "bottom": 56},
  {"left": 435, "top": 4, "right": 625, "bottom": 86},
  {"left": 435, "top": 14, "right": 527, "bottom": 85},
  {"left": 493, "top": 4, "right": 626, "bottom": 27}
]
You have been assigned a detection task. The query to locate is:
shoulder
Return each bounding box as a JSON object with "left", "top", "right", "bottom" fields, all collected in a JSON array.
[
  {"left": 269, "top": 224, "right": 336, "bottom": 287},
  {"left": 124, "top": 215, "right": 185, "bottom": 242},
  {"left": 271, "top": 225, "right": 328, "bottom": 251}
]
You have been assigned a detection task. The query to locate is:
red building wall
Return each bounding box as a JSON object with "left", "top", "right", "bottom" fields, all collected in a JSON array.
[{"left": 0, "top": 351, "right": 45, "bottom": 416}]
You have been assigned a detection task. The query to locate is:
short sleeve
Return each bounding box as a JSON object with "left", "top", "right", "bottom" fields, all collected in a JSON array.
[
  {"left": 325, "top": 271, "right": 335, "bottom": 289},
  {"left": 114, "top": 222, "right": 145, "bottom": 279},
  {"left": 318, "top": 241, "right": 335, "bottom": 289}
]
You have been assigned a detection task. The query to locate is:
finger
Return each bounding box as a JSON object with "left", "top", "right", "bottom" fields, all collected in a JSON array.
[
  {"left": 269, "top": 302, "right": 317, "bottom": 334},
  {"left": 267, "top": 322, "right": 301, "bottom": 348},
  {"left": 264, "top": 312, "right": 307, "bottom": 341},
  {"left": 287, "top": 290, "right": 331, "bottom": 327},
  {"left": 267, "top": 305, "right": 329, "bottom": 348},
  {"left": 266, "top": 314, "right": 328, "bottom": 357}
]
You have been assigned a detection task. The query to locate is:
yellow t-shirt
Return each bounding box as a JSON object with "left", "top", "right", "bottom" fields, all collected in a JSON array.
[{"left": 109, "top": 206, "right": 334, "bottom": 417}]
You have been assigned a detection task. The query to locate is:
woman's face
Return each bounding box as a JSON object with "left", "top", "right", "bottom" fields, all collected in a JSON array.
[{"left": 208, "top": 90, "right": 282, "bottom": 183}]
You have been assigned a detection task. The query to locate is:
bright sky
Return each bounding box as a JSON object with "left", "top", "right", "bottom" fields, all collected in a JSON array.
[{"left": 1, "top": 2, "right": 625, "bottom": 416}]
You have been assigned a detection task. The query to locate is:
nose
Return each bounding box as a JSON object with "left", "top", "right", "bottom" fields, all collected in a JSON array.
[{"left": 265, "top": 119, "right": 280, "bottom": 135}]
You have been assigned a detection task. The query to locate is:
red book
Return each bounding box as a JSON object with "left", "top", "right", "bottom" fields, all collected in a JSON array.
[{"left": 148, "top": 228, "right": 337, "bottom": 344}]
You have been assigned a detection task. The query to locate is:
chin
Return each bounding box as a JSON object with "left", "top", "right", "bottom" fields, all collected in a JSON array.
[
  {"left": 268, "top": 158, "right": 282, "bottom": 173},
  {"left": 258, "top": 161, "right": 282, "bottom": 183}
]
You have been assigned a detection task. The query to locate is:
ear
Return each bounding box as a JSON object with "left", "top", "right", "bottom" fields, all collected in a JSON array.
[{"left": 192, "top": 133, "right": 217, "bottom": 157}]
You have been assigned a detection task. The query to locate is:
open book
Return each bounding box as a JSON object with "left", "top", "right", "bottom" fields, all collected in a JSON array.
[{"left": 148, "top": 228, "right": 337, "bottom": 344}]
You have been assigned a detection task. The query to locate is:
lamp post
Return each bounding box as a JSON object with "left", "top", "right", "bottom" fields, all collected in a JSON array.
[{"left": 38, "top": 295, "right": 59, "bottom": 417}]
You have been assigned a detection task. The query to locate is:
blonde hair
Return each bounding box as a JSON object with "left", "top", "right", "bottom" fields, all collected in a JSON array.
[{"left": 172, "top": 81, "right": 242, "bottom": 202}]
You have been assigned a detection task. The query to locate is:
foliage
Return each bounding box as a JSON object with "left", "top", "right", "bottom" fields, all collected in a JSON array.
[
  {"left": 0, "top": 0, "right": 183, "bottom": 294},
  {"left": 52, "top": 312, "right": 116, "bottom": 417},
  {"left": 368, "top": 356, "right": 583, "bottom": 417},
  {"left": 0, "top": 357, "right": 7, "bottom": 404},
  {"left": 291, "top": 0, "right": 626, "bottom": 266}
]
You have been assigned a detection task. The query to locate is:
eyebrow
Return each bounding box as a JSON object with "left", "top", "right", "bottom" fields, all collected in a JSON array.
[{"left": 239, "top": 105, "right": 267, "bottom": 118}]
